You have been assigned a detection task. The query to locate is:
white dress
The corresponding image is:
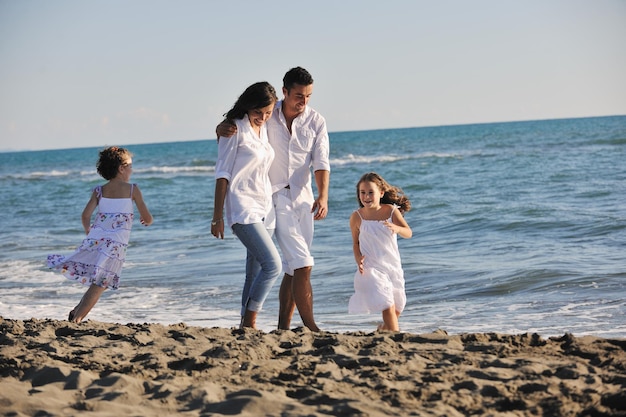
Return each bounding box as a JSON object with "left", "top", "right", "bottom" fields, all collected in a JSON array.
[
  {"left": 348, "top": 205, "right": 406, "bottom": 314},
  {"left": 47, "top": 185, "right": 135, "bottom": 290}
]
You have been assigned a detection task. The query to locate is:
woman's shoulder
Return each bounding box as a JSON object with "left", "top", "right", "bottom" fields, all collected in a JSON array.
[
  {"left": 234, "top": 116, "right": 251, "bottom": 130},
  {"left": 234, "top": 117, "right": 258, "bottom": 139}
]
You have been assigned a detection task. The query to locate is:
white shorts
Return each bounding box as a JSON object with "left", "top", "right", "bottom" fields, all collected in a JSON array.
[{"left": 273, "top": 188, "right": 314, "bottom": 275}]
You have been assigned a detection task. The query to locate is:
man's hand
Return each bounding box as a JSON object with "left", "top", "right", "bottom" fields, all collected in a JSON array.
[
  {"left": 216, "top": 120, "right": 237, "bottom": 138},
  {"left": 312, "top": 170, "right": 329, "bottom": 221},
  {"left": 311, "top": 196, "right": 328, "bottom": 220}
]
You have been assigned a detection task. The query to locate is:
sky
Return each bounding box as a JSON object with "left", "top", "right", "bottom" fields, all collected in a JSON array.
[{"left": 1, "top": 0, "right": 625, "bottom": 151}]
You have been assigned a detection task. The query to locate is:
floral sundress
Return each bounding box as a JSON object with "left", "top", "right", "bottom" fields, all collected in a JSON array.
[{"left": 47, "top": 185, "right": 135, "bottom": 290}]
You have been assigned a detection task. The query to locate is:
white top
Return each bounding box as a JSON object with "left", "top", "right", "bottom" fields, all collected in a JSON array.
[
  {"left": 266, "top": 101, "right": 330, "bottom": 206},
  {"left": 215, "top": 115, "right": 275, "bottom": 227},
  {"left": 356, "top": 206, "right": 403, "bottom": 274}
]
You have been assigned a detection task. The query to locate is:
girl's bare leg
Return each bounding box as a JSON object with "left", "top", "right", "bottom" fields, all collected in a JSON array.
[
  {"left": 380, "top": 305, "right": 400, "bottom": 331},
  {"left": 70, "top": 284, "right": 106, "bottom": 323}
]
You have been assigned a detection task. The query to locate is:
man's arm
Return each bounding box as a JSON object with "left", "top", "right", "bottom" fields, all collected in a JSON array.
[
  {"left": 311, "top": 169, "right": 329, "bottom": 220},
  {"left": 216, "top": 119, "right": 237, "bottom": 139}
]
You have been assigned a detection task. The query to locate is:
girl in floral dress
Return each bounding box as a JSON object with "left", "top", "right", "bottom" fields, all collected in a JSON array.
[{"left": 47, "top": 146, "right": 153, "bottom": 323}]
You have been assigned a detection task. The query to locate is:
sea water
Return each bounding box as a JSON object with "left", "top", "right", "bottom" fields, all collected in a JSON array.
[{"left": 1, "top": 116, "right": 625, "bottom": 337}]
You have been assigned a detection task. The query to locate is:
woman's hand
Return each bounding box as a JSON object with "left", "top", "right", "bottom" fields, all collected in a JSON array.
[{"left": 211, "top": 218, "right": 224, "bottom": 239}]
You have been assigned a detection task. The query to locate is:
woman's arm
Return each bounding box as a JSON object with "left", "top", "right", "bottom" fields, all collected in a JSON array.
[
  {"left": 211, "top": 178, "right": 228, "bottom": 239},
  {"left": 216, "top": 119, "right": 237, "bottom": 139},
  {"left": 211, "top": 122, "right": 240, "bottom": 239}
]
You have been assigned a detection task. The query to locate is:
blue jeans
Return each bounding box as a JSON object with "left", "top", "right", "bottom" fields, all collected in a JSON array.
[{"left": 231, "top": 222, "right": 281, "bottom": 314}]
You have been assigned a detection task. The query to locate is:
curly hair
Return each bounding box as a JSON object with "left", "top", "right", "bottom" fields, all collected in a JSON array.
[
  {"left": 356, "top": 172, "right": 411, "bottom": 214},
  {"left": 224, "top": 82, "right": 278, "bottom": 120},
  {"left": 283, "top": 67, "right": 314, "bottom": 92},
  {"left": 97, "top": 146, "right": 132, "bottom": 180}
]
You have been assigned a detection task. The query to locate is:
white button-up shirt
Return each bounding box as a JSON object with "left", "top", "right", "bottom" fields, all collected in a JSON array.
[
  {"left": 266, "top": 101, "right": 330, "bottom": 206},
  {"left": 215, "top": 115, "right": 275, "bottom": 227}
]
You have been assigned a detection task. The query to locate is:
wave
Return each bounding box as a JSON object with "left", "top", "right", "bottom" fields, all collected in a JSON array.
[
  {"left": 1, "top": 165, "right": 215, "bottom": 181},
  {"left": 5, "top": 170, "right": 75, "bottom": 180},
  {"left": 132, "top": 166, "right": 215, "bottom": 179},
  {"left": 137, "top": 166, "right": 214, "bottom": 174},
  {"left": 1, "top": 156, "right": 471, "bottom": 181},
  {"left": 2, "top": 149, "right": 483, "bottom": 181},
  {"left": 331, "top": 151, "right": 466, "bottom": 166}
]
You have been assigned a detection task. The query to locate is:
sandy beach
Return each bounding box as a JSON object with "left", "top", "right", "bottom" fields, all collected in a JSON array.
[{"left": 1, "top": 317, "right": 625, "bottom": 416}]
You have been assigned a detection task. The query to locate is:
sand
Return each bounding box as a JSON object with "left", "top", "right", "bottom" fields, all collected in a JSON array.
[{"left": 0, "top": 317, "right": 625, "bottom": 416}]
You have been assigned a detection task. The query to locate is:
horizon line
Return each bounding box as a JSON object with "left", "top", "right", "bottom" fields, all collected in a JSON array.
[{"left": 2, "top": 114, "right": 624, "bottom": 154}]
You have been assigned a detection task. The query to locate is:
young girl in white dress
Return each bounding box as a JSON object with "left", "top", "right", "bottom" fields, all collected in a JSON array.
[
  {"left": 47, "top": 146, "right": 153, "bottom": 323},
  {"left": 348, "top": 172, "right": 412, "bottom": 331}
]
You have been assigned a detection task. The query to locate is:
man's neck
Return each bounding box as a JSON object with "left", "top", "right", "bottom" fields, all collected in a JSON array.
[{"left": 281, "top": 103, "right": 303, "bottom": 131}]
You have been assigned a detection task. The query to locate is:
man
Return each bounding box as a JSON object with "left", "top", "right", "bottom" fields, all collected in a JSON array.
[{"left": 216, "top": 67, "right": 330, "bottom": 331}]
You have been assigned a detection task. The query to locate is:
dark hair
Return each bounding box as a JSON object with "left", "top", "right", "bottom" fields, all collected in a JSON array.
[
  {"left": 97, "top": 146, "right": 132, "bottom": 180},
  {"left": 283, "top": 67, "right": 314, "bottom": 92},
  {"left": 356, "top": 172, "right": 411, "bottom": 214},
  {"left": 224, "top": 82, "right": 277, "bottom": 120}
]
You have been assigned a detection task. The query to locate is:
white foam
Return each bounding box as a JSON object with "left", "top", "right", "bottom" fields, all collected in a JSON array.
[
  {"left": 1, "top": 165, "right": 214, "bottom": 181},
  {"left": 0, "top": 260, "right": 61, "bottom": 284},
  {"left": 137, "top": 166, "right": 214, "bottom": 175},
  {"left": 330, "top": 152, "right": 464, "bottom": 167}
]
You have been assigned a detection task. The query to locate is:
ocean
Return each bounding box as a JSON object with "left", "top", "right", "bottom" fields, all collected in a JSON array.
[{"left": 1, "top": 116, "right": 625, "bottom": 337}]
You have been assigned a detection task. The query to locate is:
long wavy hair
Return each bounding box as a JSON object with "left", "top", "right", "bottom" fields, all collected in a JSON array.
[
  {"left": 356, "top": 172, "right": 411, "bottom": 214},
  {"left": 224, "top": 82, "right": 277, "bottom": 120}
]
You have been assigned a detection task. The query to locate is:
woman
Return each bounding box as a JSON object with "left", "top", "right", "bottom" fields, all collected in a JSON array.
[{"left": 211, "top": 81, "right": 281, "bottom": 329}]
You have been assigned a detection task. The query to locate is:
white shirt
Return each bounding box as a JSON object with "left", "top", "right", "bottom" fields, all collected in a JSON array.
[
  {"left": 215, "top": 115, "right": 275, "bottom": 227},
  {"left": 266, "top": 101, "right": 330, "bottom": 206}
]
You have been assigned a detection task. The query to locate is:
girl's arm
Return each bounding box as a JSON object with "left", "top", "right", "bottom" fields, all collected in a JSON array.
[
  {"left": 384, "top": 208, "right": 413, "bottom": 239},
  {"left": 81, "top": 191, "right": 99, "bottom": 234},
  {"left": 132, "top": 185, "right": 153, "bottom": 226},
  {"left": 349, "top": 211, "right": 365, "bottom": 274},
  {"left": 211, "top": 178, "right": 228, "bottom": 239}
]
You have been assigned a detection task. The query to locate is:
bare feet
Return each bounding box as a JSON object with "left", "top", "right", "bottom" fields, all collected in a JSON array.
[{"left": 68, "top": 310, "right": 76, "bottom": 322}]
